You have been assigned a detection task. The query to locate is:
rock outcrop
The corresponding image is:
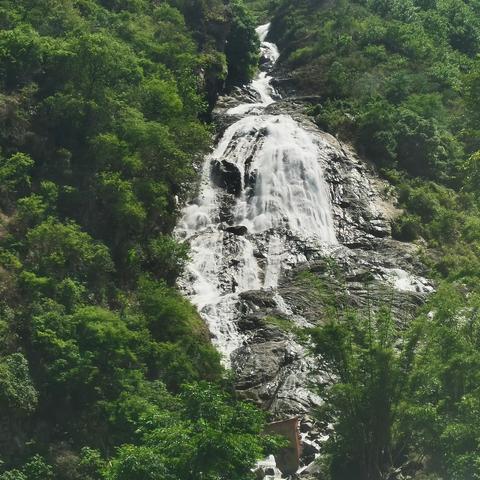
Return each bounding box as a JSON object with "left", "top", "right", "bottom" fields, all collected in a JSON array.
[{"left": 177, "top": 23, "right": 433, "bottom": 478}]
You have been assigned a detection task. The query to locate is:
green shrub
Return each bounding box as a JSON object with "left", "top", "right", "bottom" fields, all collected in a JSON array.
[{"left": 392, "top": 213, "right": 422, "bottom": 241}]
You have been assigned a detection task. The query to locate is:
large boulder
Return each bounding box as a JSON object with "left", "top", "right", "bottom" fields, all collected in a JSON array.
[
  {"left": 225, "top": 225, "right": 249, "bottom": 236},
  {"left": 211, "top": 159, "right": 242, "bottom": 196}
]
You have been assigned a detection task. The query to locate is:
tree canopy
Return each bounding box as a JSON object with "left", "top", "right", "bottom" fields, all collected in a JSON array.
[{"left": 0, "top": 0, "right": 269, "bottom": 478}]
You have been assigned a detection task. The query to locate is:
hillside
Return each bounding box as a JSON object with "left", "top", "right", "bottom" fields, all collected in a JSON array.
[
  {"left": 262, "top": 0, "right": 480, "bottom": 478},
  {"left": 0, "top": 1, "right": 278, "bottom": 479},
  {"left": 1, "top": 0, "right": 480, "bottom": 479},
  {"left": 269, "top": 0, "right": 480, "bottom": 267}
]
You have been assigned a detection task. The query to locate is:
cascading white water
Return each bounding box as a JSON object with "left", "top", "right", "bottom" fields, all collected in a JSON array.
[
  {"left": 224, "top": 114, "right": 337, "bottom": 240},
  {"left": 176, "top": 24, "right": 337, "bottom": 365}
]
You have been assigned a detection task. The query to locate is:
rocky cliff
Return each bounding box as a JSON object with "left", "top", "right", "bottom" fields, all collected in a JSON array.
[{"left": 177, "top": 24, "right": 433, "bottom": 478}]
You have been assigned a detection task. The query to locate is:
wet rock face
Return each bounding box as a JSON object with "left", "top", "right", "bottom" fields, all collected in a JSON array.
[
  {"left": 211, "top": 159, "right": 242, "bottom": 196},
  {"left": 190, "top": 96, "right": 433, "bottom": 472},
  {"left": 177, "top": 24, "right": 434, "bottom": 477},
  {"left": 225, "top": 225, "right": 249, "bottom": 236},
  {"left": 218, "top": 103, "right": 434, "bottom": 471}
]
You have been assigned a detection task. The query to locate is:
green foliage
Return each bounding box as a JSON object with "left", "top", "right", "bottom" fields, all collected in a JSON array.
[
  {"left": 266, "top": 3, "right": 480, "bottom": 479},
  {"left": 143, "top": 235, "right": 189, "bottom": 286},
  {"left": 0, "top": 0, "right": 264, "bottom": 477},
  {"left": 136, "top": 277, "right": 222, "bottom": 389},
  {"left": 269, "top": 0, "right": 480, "bottom": 292},
  {"left": 0, "top": 153, "right": 34, "bottom": 208},
  {"left": 31, "top": 305, "right": 144, "bottom": 401},
  {"left": 310, "top": 286, "right": 480, "bottom": 480},
  {"left": 0, "top": 455, "right": 53, "bottom": 480},
  {"left": 243, "top": 0, "right": 271, "bottom": 22},
  {"left": 0, "top": 0, "right": 259, "bottom": 286},
  {"left": 23, "top": 219, "right": 114, "bottom": 289},
  {"left": 0, "top": 25, "right": 43, "bottom": 89},
  {"left": 404, "top": 286, "right": 480, "bottom": 479},
  {"left": 464, "top": 151, "right": 480, "bottom": 193},
  {"left": 389, "top": 178, "right": 480, "bottom": 285},
  {"left": 225, "top": 0, "right": 260, "bottom": 88},
  {"left": 391, "top": 213, "right": 421, "bottom": 241},
  {"left": 263, "top": 315, "right": 294, "bottom": 332},
  {"left": 311, "top": 308, "right": 408, "bottom": 480},
  {"left": 0, "top": 353, "right": 37, "bottom": 414},
  {"left": 269, "top": 0, "right": 475, "bottom": 182},
  {"left": 105, "top": 382, "right": 280, "bottom": 480}
]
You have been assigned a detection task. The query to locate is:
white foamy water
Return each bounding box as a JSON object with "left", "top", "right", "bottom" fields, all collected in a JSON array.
[
  {"left": 225, "top": 114, "right": 337, "bottom": 240},
  {"left": 176, "top": 24, "right": 336, "bottom": 365},
  {"left": 381, "top": 267, "right": 434, "bottom": 294}
]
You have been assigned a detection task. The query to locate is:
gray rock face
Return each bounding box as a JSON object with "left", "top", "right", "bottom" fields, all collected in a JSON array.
[
  {"left": 211, "top": 159, "right": 243, "bottom": 196},
  {"left": 177, "top": 24, "right": 434, "bottom": 478},
  {"left": 211, "top": 96, "right": 433, "bottom": 471},
  {"left": 225, "top": 225, "right": 249, "bottom": 236}
]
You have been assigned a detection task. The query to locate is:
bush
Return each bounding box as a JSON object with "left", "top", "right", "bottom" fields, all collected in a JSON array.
[
  {"left": 106, "top": 382, "right": 281, "bottom": 480},
  {"left": 225, "top": 0, "right": 260, "bottom": 88},
  {"left": 0, "top": 353, "right": 37, "bottom": 414},
  {"left": 392, "top": 213, "right": 422, "bottom": 241}
]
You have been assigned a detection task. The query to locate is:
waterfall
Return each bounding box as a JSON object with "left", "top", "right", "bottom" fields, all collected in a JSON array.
[{"left": 176, "top": 24, "right": 336, "bottom": 365}]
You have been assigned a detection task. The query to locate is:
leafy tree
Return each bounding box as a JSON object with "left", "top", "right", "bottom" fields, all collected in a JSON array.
[
  {"left": 0, "top": 153, "right": 34, "bottom": 208},
  {"left": 106, "top": 382, "right": 281, "bottom": 480},
  {"left": 0, "top": 455, "right": 53, "bottom": 480},
  {"left": 0, "top": 1, "right": 262, "bottom": 475},
  {"left": 0, "top": 25, "right": 43, "bottom": 89},
  {"left": 310, "top": 308, "right": 412, "bottom": 480},
  {"left": 22, "top": 219, "right": 114, "bottom": 296},
  {"left": 269, "top": 0, "right": 470, "bottom": 182},
  {"left": 401, "top": 286, "right": 480, "bottom": 479},
  {"left": 308, "top": 282, "right": 480, "bottom": 480},
  {"left": 225, "top": 0, "right": 260, "bottom": 88},
  {"left": 0, "top": 353, "right": 37, "bottom": 414},
  {"left": 143, "top": 235, "right": 189, "bottom": 286},
  {"left": 30, "top": 305, "right": 143, "bottom": 405},
  {"left": 464, "top": 151, "right": 480, "bottom": 193}
]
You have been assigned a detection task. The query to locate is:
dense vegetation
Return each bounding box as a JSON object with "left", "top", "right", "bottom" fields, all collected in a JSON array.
[
  {"left": 306, "top": 277, "right": 480, "bottom": 480},
  {"left": 2, "top": 0, "right": 480, "bottom": 478},
  {"left": 0, "top": 0, "right": 273, "bottom": 478},
  {"left": 269, "top": 0, "right": 480, "bottom": 284},
  {"left": 243, "top": 0, "right": 269, "bottom": 22},
  {"left": 265, "top": 0, "right": 480, "bottom": 478}
]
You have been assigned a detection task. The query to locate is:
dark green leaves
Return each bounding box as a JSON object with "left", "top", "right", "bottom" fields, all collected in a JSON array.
[
  {"left": 225, "top": 0, "right": 260, "bottom": 88},
  {"left": 106, "top": 383, "right": 276, "bottom": 480}
]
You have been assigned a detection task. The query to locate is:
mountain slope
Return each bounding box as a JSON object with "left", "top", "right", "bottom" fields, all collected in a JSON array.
[
  {"left": 0, "top": 1, "right": 277, "bottom": 478},
  {"left": 261, "top": 0, "right": 480, "bottom": 478}
]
